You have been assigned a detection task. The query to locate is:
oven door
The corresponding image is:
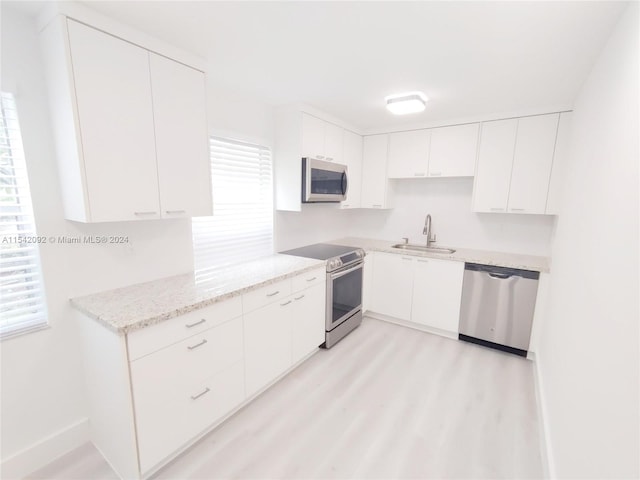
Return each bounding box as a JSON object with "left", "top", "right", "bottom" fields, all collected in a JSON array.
[
  {"left": 303, "top": 158, "right": 348, "bottom": 203},
  {"left": 326, "top": 262, "right": 363, "bottom": 331}
]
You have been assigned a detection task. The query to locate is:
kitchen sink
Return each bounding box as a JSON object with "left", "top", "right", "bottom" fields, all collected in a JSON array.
[{"left": 391, "top": 244, "right": 456, "bottom": 254}]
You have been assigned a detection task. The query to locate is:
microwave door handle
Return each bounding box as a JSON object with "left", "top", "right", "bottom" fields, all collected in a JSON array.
[{"left": 341, "top": 171, "right": 348, "bottom": 197}]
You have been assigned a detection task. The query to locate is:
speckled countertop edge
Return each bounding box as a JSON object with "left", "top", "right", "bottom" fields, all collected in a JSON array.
[
  {"left": 329, "top": 237, "right": 550, "bottom": 273},
  {"left": 71, "top": 255, "right": 326, "bottom": 335}
]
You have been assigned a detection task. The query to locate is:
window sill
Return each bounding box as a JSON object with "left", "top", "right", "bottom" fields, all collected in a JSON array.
[{"left": 1, "top": 323, "right": 51, "bottom": 342}]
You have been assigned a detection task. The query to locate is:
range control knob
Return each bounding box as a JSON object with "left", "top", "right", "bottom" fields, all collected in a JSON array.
[{"left": 328, "top": 259, "right": 342, "bottom": 270}]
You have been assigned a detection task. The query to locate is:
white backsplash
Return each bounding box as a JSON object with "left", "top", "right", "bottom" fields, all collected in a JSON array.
[
  {"left": 345, "top": 177, "right": 555, "bottom": 256},
  {"left": 274, "top": 178, "right": 555, "bottom": 256}
]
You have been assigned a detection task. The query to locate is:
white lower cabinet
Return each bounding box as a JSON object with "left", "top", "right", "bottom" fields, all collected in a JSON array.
[
  {"left": 411, "top": 258, "right": 464, "bottom": 332},
  {"left": 370, "top": 252, "right": 464, "bottom": 335},
  {"left": 78, "top": 268, "right": 327, "bottom": 479},
  {"left": 371, "top": 253, "right": 414, "bottom": 321},
  {"left": 130, "top": 316, "right": 245, "bottom": 474},
  {"left": 244, "top": 298, "right": 294, "bottom": 397},
  {"left": 244, "top": 274, "right": 326, "bottom": 397},
  {"left": 291, "top": 284, "right": 326, "bottom": 364},
  {"left": 362, "top": 253, "right": 373, "bottom": 312}
]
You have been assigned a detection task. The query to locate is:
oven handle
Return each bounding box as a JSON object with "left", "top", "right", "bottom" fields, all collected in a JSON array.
[{"left": 330, "top": 261, "right": 363, "bottom": 280}]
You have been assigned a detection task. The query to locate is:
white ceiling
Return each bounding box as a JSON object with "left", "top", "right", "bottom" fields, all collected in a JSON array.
[{"left": 20, "top": 1, "right": 631, "bottom": 130}]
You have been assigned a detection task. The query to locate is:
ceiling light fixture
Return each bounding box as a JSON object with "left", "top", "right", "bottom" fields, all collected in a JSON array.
[{"left": 385, "top": 91, "right": 428, "bottom": 115}]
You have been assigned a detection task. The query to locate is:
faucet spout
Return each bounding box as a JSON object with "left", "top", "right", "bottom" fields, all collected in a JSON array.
[
  {"left": 423, "top": 214, "right": 436, "bottom": 246},
  {"left": 423, "top": 214, "right": 431, "bottom": 236}
]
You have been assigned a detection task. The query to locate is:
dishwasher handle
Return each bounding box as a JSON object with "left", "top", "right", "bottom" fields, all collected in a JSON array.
[{"left": 488, "top": 272, "right": 512, "bottom": 279}]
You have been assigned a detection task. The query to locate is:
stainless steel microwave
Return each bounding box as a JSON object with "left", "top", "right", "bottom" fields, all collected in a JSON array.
[{"left": 302, "top": 158, "right": 348, "bottom": 203}]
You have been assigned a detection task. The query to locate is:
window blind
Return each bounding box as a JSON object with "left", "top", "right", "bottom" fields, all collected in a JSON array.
[
  {"left": 0, "top": 92, "right": 48, "bottom": 338},
  {"left": 192, "top": 137, "right": 273, "bottom": 276}
]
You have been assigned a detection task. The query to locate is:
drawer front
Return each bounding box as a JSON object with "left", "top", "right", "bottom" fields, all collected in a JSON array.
[
  {"left": 136, "top": 361, "right": 245, "bottom": 474},
  {"left": 130, "top": 316, "right": 243, "bottom": 393},
  {"left": 242, "top": 278, "right": 291, "bottom": 313},
  {"left": 127, "top": 296, "right": 242, "bottom": 361},
  {"left": 291, "top": 267, "right": 325, "bottom": 292}
]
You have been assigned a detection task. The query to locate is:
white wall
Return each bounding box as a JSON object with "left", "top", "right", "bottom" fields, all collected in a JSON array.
[
  {"left": 207, "top": 78, "right": 275, "bottom": 149},
  {"left": 0, "top": 6, "right": 194, "bottom": 477},
  {"left": 275, "top": 205, "right": 354, "bottom": 252},
  {"left": 535, "top": 4, "right": 639, "bottom": 478},
  {"left": 203, "top": 77, "right": 355, "bottom": 253},
  {"left": 351, "top": 178, "right": 556, "bottom": 255}
]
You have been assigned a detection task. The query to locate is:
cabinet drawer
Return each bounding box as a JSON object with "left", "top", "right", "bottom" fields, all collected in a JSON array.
[
  {"left": 127, "top": 296, "right": 242, "bottom": 361},
  {"left": 242, "top": 278, "right": 291, "bottom": 313},
  {"left": 291, "top": 267, "right": 325, "bottom": 292},
  {"left": 130, "top": 316, "right": 243, "bottom": 394},
  {"left": 136, "top": 361, "right": 245, "bottom": 474}
]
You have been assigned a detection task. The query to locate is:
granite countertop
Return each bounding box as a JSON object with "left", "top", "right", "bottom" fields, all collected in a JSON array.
[
  {"left": 71, "top": 254, "right": 326, "bottom": 334},
  {"left": 329, "top": 237, "right": 550, "bottom": 272}
]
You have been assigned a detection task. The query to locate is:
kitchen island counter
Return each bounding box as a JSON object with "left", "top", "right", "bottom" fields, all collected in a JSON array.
[{"left": 71, "top": 254, "right": 325, "bottom": 334}]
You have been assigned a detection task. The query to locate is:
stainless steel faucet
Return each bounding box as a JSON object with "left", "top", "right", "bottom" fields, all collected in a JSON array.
[{"left": 423, "top": 214, "right": 436, "bottom": 246}]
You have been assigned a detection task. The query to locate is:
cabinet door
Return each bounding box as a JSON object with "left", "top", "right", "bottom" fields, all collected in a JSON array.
[
  {"left": 67, "top": 19, "right": 159, "bottom": 222},
  {"left": 387, "top": 129, "right": 431, "bottom": 178},
  {"left": 341, "top": 130, "right": 363, "bottom": 209},
  {"left": 291, "top": 284, "right": 326, "bottom": 364},
  {"left": 472, "top": 119, "right": 518, "bottom": 213},
  {"left": 244, "top": 299, "right": 293, "bottom": 397},
  {"left": 371, "top": 253, "right": 413, "bottom": 320},
  {"left": 150, "top": 54, "right": 212, "bottom": 218},
  {"left": 429, "top": 123, "right": 479, "bottom": 177},
  {"left": 361, "top": 134, "right": 390, "bottom": 209},
  {"left": 508, "top": 114, "right": 559, "bottom": 214},
  {"left": 301, "top": 113, "right": 325, "bottom": 160},
  {"left": 411, "top": 258, "right": 464, "bottom": 333},
  {"left": 545, "top": 112, "right": 572, "bottom": 215},
  {"left": 131, "top": 318, "right": 244, "bottom": 473},
  {"left": 324, "top": 122, "right": 343, "bottom": 163},
  {"left": 362, "top": 253, "right": 373, "bottom": 312}
]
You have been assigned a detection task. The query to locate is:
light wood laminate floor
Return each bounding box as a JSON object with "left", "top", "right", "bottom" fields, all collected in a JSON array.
[{"left": 28, "top": 318, "right": 544, "bottom": 479}]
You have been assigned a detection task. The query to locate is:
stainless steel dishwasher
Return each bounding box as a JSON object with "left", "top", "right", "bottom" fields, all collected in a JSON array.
[{"left": 458, "top": 263, "right": 539, "bottom": 356}]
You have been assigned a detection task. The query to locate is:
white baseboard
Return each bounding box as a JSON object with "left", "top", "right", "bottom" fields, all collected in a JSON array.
[
  {"left": 0, "top": 418, "right": 89, "bottom": 479},
  {"left": 365, "top": 312, "right": 459, "bottom": 340},
  {"left": 532, "top": 353, "right": 555, "bottom": 479}
]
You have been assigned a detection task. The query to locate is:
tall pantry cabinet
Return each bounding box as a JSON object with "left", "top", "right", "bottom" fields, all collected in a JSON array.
[{"left": 40, "top": 17, "right": 212, "bottom": 223}]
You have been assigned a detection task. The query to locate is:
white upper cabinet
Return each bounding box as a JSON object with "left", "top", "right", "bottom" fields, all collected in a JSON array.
[
  {"left": 385, "top": 123, "right": 478, "bottom": 179},
  {"left": 428, "top": 123, "right": 479, "bottom": 177},
  {"left": 67, "top": 19, "right": 159, "bottom": 222},
  {"left": 301, "top": 113, "right": 326, "bottom": 159},
  {"left": 361, "top": 134, "right": 393, "bottom": 209},
  {"left": 545, "top": 112, "right": 573, "bottom": 215},
  {"left": 41, "top": 18, "right": 211, "bottom": 223},
  {"left": 387, "top": 130, "right": 431, "bottom": 178},
  {"left": 472, "top": 113, "right": 562, "bottom": 215},
  {"left": 472, "top": 119, "right": 518, "bottom": 213},
  {"left": 340, "top": 130, "right": 363, "bottom": 209},
  {"left": 150, "top": 54, "right": 212, "bottom": 218},
  {"left": 324, "top": 122, "right": 344, "bottom": 163},
  {"left": 508, "top": 114, "right": 559, "bottom": 214},
  {"left": 301, "top": 113, "right": 343, "bottom": 162}
]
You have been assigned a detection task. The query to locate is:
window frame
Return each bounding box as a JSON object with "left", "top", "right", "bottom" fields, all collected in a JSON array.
[
  {"left": 0, "top": 91, "right": 49, "bottom": 339},
  {"left": 191, "top": 135, "right": 274, "bottom": 276}
]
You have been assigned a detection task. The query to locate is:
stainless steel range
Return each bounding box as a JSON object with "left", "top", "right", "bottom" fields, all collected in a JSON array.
[{"left": 281, "top": 243, "right": 365, "bottom": 348}]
